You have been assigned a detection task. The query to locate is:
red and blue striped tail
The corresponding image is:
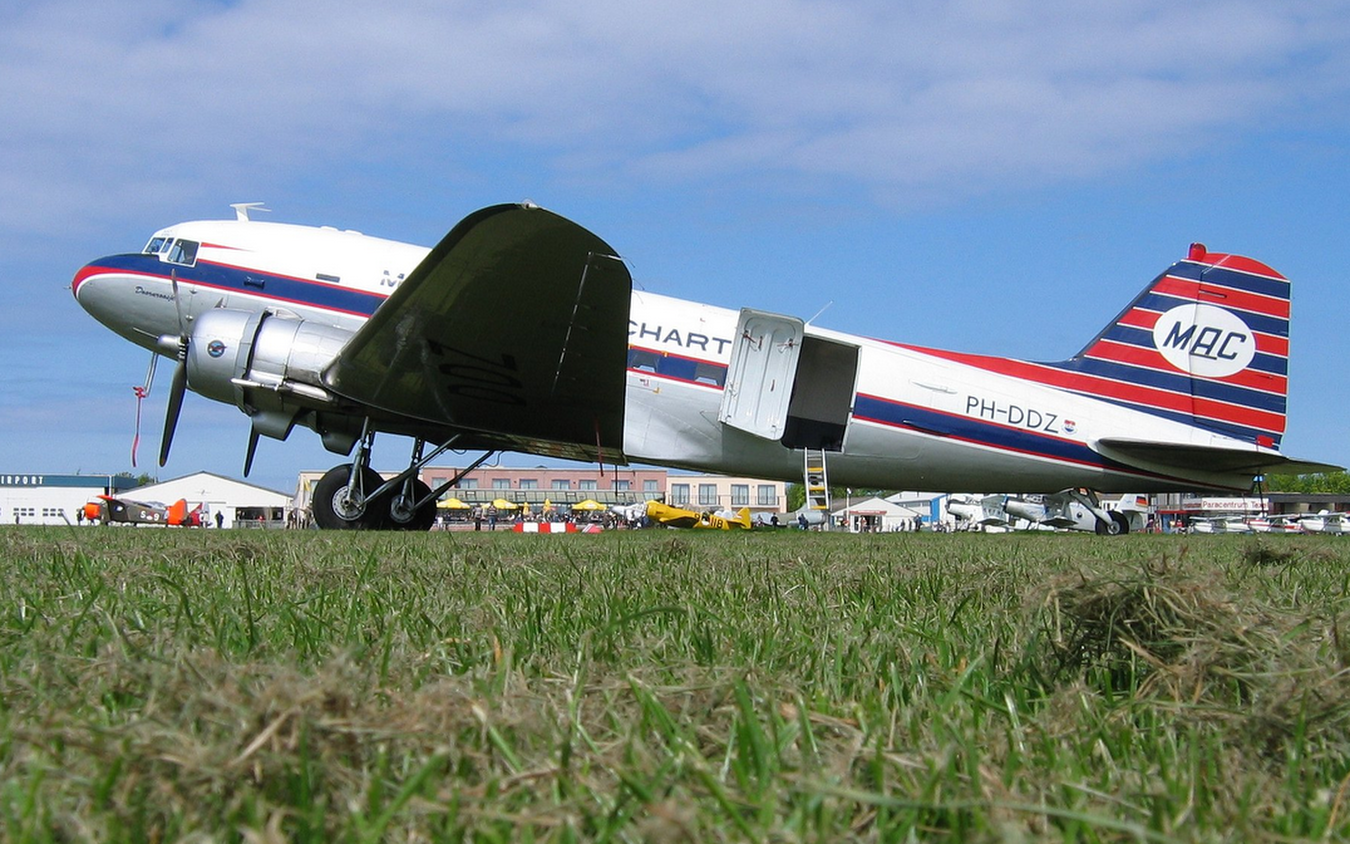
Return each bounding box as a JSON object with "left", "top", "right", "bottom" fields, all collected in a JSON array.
[{"left": 1052, "top": 243, "right": 1289, "bottom": 447}]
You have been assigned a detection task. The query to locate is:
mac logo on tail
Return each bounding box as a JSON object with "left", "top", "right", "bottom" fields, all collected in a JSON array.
[{"left": 1152, "top": 304, "right": 1255, "bottom": 378}]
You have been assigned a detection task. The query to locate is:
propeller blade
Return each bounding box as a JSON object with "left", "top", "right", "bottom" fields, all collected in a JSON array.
[
  {"left": 170, "top": 269, "right": 187, "bottom": 336},
  {"left": 243, "top": 426, "right": 260, "bottom": 477},
  {"left": 159, "top": 357, "right": 187, "bottom": 467}
]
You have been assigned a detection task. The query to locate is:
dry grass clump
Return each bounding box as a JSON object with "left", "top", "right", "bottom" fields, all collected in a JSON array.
[
  {"left": 1241, "top": 538, "right": 1298, "bottom": 567},
  {"left": 1029, "top": 553, "right": 1350, "bottom": 766}
]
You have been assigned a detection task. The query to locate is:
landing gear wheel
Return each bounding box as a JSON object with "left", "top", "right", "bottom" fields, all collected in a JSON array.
[
  {"left": 387, "top": 479, "right": 437, "bottom": 531},
  {"left": 313, "top": 464, "right": 388, "bottom": 530},
  {"left": 1095, "top": 512, "right": 1128, "bottom": 536}
]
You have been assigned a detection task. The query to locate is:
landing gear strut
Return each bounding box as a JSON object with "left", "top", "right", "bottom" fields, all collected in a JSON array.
[
  {"left": 312, "top": 420, "right": 388, "bottom": 530},
  {"left": 309, "top": 425, "right": 497, "bottom": 531}
]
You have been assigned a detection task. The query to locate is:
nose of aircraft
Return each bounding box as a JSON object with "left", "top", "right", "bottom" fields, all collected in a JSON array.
[
  {"left": 72, "top": 257, "right": 175, "bottom": 351},
  {"left": 71, "top": 259, "right": 120, "bottom": 327}
]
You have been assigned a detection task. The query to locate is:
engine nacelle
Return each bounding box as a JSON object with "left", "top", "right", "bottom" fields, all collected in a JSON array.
[{"left": 186, "top": 309, "right": 353, "bottom": 412}]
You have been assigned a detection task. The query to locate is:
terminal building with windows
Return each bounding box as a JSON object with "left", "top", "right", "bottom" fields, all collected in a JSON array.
[
  {"left": 1, "top": 473, "right": 140, "bottom": 525},
  {"left": 422, "top": 464, "right": 669, "bottom": 506},
  {"left": 664, "top": 473, "right": 786, "bottom": 517},
  {"left": 293, "top": 465, "right": 789, "bottom": 522}
]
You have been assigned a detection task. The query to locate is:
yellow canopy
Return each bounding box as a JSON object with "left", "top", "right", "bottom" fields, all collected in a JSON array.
[
  {"left": 572, "top": 499, "right": 606, "bottom": 511},
  {"left": 491, "top": 498, "right": 519, "bottom": 510},
  {"left": 437, "top": 497, "right": 471, "bottom": 509}
]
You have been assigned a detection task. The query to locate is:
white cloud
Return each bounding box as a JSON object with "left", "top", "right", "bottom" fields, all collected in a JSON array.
[{"left": 1, "top": 0, "right": 1348, "bottom": 235}]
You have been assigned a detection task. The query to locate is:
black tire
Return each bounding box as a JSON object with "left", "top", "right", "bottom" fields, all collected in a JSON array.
[
  {"left": 312, "top": 464, "right": 387, "bottom": 530},
  {"left": 1094, "top": 512, "right": 1127, "bottom": 536},
  {"left": 386, "top": 479, "right": 437, "bottom": 531}
]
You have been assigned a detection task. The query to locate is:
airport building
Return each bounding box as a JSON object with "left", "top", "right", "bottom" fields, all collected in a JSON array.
[
  {"left": 129, "top": 472, "right": 291, "bottom": 528},
  {"left": 292, "top": 465, "right": 790, "bottom": 522},
  {"left": 1, "top": 473, "right": 140, "bottom": 526}
]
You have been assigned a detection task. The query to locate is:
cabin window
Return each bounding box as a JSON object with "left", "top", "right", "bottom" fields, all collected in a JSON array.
[
  {"left": 166, "top": 239, "right": 199, "bottom": 266},
  {"left": 143, "top": 236, "right": 170, "bottom": 255},
  {"left": 628, "top": 349, "right": 659, "bottom": 372}
]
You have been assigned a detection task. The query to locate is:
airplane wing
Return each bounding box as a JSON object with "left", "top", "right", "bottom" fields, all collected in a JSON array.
[
  {"left": 1093, "top": 438, "right": 1343, "bottom": 477},
  {"left": 324, "top": 204, "right": 632, "bottom": 462}
]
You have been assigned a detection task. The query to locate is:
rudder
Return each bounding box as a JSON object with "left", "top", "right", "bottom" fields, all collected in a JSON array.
[{"left": 1060, "top": 243, "right": 1290, "bottom": 448}]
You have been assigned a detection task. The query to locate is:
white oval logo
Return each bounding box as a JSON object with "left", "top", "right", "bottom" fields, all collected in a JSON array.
[{"left": 1151, "top": 304, "right": 1255, "bottom": 378}]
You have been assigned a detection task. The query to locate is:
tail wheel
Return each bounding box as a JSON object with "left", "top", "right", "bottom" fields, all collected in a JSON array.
[
  {"left": 387, "top": 479, "right": 437, "bottom": 531},
  {"left": 313, "top": 464, "right": 387, "bottom": 530}
]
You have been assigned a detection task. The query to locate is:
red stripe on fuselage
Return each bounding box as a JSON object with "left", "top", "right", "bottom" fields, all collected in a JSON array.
[{"left": 888, "top": 343, "right": 1286, "bottom": 434}]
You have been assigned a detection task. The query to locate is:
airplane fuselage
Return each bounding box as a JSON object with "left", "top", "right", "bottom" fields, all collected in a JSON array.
[{"left": 73, "top": 210, "right": 1307, "bottom": 501}]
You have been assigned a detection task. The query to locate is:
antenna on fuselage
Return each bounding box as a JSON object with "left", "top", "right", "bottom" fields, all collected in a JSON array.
[
  {"left": 230, "top": 202, "right": 270, "bottom": 222},
  {"left": 805, "top": 300, "right": 833, "bottom": 326}
]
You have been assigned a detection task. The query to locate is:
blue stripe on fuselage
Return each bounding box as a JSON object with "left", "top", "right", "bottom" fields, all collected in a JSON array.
[
  {"left": 93, "top": 254, "right": 387, "bottom": 317},
  {"left": 852, "top": 394, "right": 1118, "bottom": 469}
]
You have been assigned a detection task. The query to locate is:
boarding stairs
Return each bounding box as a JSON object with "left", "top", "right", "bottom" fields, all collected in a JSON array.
[{"left": 803, "top": 448, "right": 832, "bottom": 530}]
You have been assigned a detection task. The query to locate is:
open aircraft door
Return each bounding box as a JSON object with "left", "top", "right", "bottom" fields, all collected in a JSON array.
[{"left": 718, "top": 309, "right": 804, "bottom": 440}]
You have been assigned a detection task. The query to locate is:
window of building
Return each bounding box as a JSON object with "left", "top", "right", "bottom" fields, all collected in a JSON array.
[
  {"left": 614, "top": 480, "right": 630, "bottom": 492},
  {"left": 731, "top": 484, "right": 749, "bottom": 506},
  {"left": 519, "top": 479, "right": 538, "bottom": 490},
  {"left": 643, "top": 479, "right": 658, "bottom": 492},
  {"left": 670, "top": 483, "right": 689, "bottom": 504},
  {"left": 492, "top": 478, "right": 511, "bottom": 489},
  {"left": 579, "top": 479, "right": 597, "bottom": 491},
  {"left": 551, "top": 479, "right": 571, "bottom": 490},
  {"left": 757, "top": 484, "right": 778, "bottom": 506},
  {"left": 698, "top": 484, "right": 718, "bottom": 506},
  {"left": 458, "top": 478, "right": 478, "bottom": 489}
]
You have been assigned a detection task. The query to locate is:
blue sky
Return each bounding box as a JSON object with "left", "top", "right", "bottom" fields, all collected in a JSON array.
[{"left": 2, "top": 1, "right": 1347, "bottom": 495}]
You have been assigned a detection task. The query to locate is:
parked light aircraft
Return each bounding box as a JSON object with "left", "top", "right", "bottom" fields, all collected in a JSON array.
[
  {"left": 948, "top": 491, "right": 1149, "bottom": 534},
  {"left": 73, "top": 202, "right": 1340, "bottom": 531},
  {"left": 645, "top": 500, "right": 753, "bottom": 530},
  {"left": 84, "top": 495, "right": 203, "bottom": 527}
]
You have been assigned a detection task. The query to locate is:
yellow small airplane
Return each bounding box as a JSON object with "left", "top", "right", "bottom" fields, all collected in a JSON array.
[{"left": 645, "top": 499, "right": 753, "bottom": 530}]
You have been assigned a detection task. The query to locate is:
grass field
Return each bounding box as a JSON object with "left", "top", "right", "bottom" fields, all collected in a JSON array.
[{"left": 1, "top": 526, "right": 1348, "bottom": 842}]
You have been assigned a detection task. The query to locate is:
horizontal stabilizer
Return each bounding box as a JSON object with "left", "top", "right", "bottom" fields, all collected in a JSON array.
[{"left": 1094, "top": 437, "right": 1342, "bottom": 477}]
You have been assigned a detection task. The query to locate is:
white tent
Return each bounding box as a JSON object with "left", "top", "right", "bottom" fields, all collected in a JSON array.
[{"left": 838, "top": 497, "right": 924, "bottom": 532}]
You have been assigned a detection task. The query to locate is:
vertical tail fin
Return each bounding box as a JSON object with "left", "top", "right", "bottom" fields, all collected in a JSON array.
[{"left": 1061, "top": 243, "right": 1289, "bottom": 447}]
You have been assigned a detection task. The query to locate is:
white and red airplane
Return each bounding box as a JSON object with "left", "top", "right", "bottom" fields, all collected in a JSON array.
[{"left": 72, "top": 202, "right": 1338, "bottom": 530}]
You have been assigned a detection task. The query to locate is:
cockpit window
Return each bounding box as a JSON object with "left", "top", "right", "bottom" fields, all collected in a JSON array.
[
  {"left": 143, "top": 236, "right": 170, "bottom": 255},
  {"left": 166, "top": 239, "right": 199, "bottom": 266}
]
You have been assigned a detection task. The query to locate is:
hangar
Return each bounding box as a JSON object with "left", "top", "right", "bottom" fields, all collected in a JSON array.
[
  {"left": 1, "top": 473, "right": 140, "bottom": 526},
  {"left": 129, "top": 472, "right": 291, "bottom": 528}
]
